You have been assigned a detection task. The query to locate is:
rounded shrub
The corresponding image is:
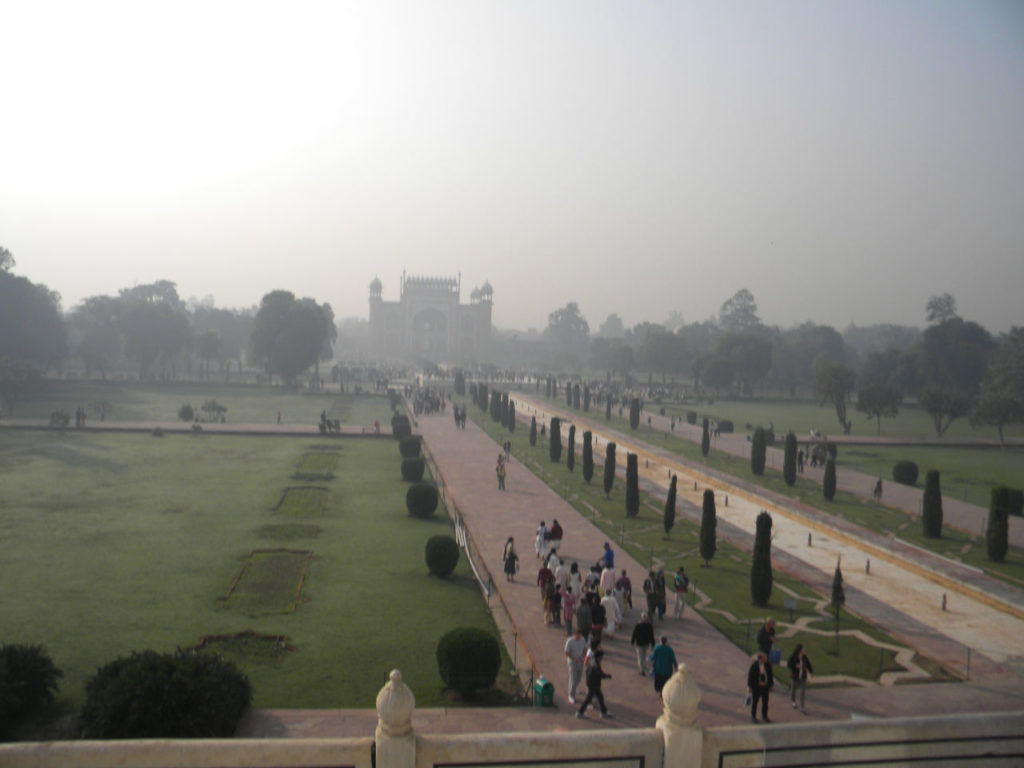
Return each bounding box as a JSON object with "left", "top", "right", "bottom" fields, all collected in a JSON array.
[
  {"left": 892, "top": 461, "right": 919, "bottom": 486},
  {"left": 425, "top": 535, "right": 460, "bottom": 577},
  {"left": 80, "top": 650, "right": 251, "bottom": 738},
  {"left": 392, "top": 413, "right": 412, "bottom": 440},
  {"left": 718, "top": 420, "right": 734, "bottom": 433},
  {"left": 398, "top": 435, "right": 422, "bottom": 458},
  {"left": 178, "top": 403, "right": 194, "bottom": 422},
  {"left": 406, "top": 482, "right": 439, "bottom": 518},
  {"left": 686, "top": 410, "right": 697, "bottom": 425},
  {"left": 0, "top": 644, "right": 62, "bottom": 736},
  {"left": 436, "top": 627, "right": 501, "bottom": 698},
  {"left": 401, "top": 457, "right": 426, "bottom": 482}
]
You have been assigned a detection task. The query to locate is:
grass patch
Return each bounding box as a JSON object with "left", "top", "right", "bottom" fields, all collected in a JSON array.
[
  {"left": 222, "top": 549, "right": 312, "bottom": 615},
  {"left": 293, "top": 451, "right": 340, "bottom": 481},
  {"left": 256, "top": 523, "right": 324, "bottom": 541},
  {"left": 0, "top": 428, "right": 508, "bottom": 714},
  {"left": 191, "top": 630, "right": 294, "bottom": 665},
  {"left": 463, "top": 397, "right": 948, "bottom": 684},
  {"left": 275, "top": 487, "right": 329, "bottom": 517}
]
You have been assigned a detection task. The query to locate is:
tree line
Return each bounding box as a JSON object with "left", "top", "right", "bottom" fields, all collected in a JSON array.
[{"left": 543, "top": 290, "right": 1024, "bottom": 442}]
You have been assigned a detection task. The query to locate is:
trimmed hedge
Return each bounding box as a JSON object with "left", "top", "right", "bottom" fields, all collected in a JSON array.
[
  {"left": 398, "top": 435, "right": 422, "bottom": 458},
  {"left": 0, "top": 644, "right": 62, "bottom": 737},
  {"left": 892, "top": 461, "right": 919, "bottom": 486},
  {"left": 392, "top": 413, "right": 412, "bottom": 440},
  {"left": 425, "top": 535, "right": 460, "bottom": 577},
  {"left": 401, "top": 457, "right": 426, "bottom": 482},
  {"left": 436, "top": 627, "right": 501, "bottom": 698},
  {"left": 718, "top": 420, "right": 734, "bottom": 433},
  {"left": 406, "top": 482, "right": 439, "bottom": 518},
  {"left": 686, "top": 410, "right": 697, "bottom": 425},
  {"left": 80, "top": 650, "right": 251, "bottom": 738}
]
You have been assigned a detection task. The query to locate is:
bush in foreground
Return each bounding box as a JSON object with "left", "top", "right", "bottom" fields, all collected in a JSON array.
[
  {"left": 398, "top": 435, "right": 422, "bottom": 458},
  {"left": 406, "top": 482, "right": 439, "bottom": 518},
  {"left": 0, "top": 644, "right": 62, "bottom": 738},
  {"left": 80, "top": 650, "right": 251, "bottom": 738},
  {"left": 892, "top": 460, "right": 919, "bottom": 486},
  {"left": 425, "top": 535, "right": 460, "bottom": 577},
  {"left": 436, "top": 628, "right": 501, "bottom": 698}
]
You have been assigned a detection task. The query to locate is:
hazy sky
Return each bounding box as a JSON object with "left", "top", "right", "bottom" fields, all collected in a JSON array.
[{"left": 2, "top": 1, "right": 1022, "bottom": 333}]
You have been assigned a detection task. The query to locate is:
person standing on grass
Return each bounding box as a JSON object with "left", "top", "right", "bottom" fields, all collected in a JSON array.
[
  {"left": 787, "top": 644, "right": 814, "bottom": 713},
  {"left": 576, "top": 649, "right": 613, "bottom": 719},
  {"left": 502, "top": 537, "right": 519, "bottom": 582},
  {"left": 649, "top": 635, "right": 678, "bottom": 693},
  {"left": 630, "top": 612, "right": 655, "bottom": 676},
  {"left": 747, "top": 651, "right": 775, "bottom": 723},
  {"left": 564, "top": 627, "right": 588, "bottom": 704}
]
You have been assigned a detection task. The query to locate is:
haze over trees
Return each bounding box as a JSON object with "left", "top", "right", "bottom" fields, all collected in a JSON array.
[{"left": 250, "top": 291, "right": 335, "bottom": 386}]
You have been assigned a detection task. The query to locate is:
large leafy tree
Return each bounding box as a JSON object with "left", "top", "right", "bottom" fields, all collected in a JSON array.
[
  {"left": 0, "top": 270, "right": 68, "bottom": 371},
  {"left": 715, "top": 332, "right": 773, "bottom": 396},
  {"left": 972, "top": 328, "right": 1024, "bottom": 446},
  {"left": 250, "top": 290, "right": 332, "bottom": 385},
  {"left": 635, "top": 323, "right": 688, "bottom": 384},
  {"left": 856, "top": 385, "right": 903, "bottom": 435},
  {"left": 546, "top": 302, "right": 590, "bottom": 367},
  {"left": 772, "top": 322, "right": 847, "bottom": 397},
  {"left": 718, "top": 288, "right": 761, "bottom": 332},
  {"left": 916, "top": 316, "right": 995, "bottom": 436},
  {"left": 118, "top": 281, "right": 191, "bottom": 378},
  {"left": 70, "top": 296, "right": 122, "bottom": 378},
  {"left": 814, "top": 359, "right": 857, "bottom": 434}
]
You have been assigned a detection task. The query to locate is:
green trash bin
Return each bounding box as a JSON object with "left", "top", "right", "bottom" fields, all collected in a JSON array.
[{"left": 533, "top": 676, "right": 554, "bottom": 707}]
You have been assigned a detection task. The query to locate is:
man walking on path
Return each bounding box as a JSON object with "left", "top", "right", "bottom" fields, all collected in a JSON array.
[
  {"left": 649, "top": 635, "right": 678, "bottom": 693},
  {"left": 672, "top": 566, "right": 689, "bottom": 617},
  {"left": 576, "top": 649, "right": 613, "bottom": 719},
  {"left": 548, "top": 519, "right": 563, "bottom": 553},
  {"left": 747, "top": 651, "right": 775, "bottom": 723},
  {"left": 630, "top": 612, "right": 655, "bottom": 676},
  {"left": 564, "top": 628, "right": 588, "bottom": 704}
]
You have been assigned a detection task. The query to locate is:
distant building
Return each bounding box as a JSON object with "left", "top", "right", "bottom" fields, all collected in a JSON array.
[{"left": 368, "top": 273, "right": 492, "bottom": 360}]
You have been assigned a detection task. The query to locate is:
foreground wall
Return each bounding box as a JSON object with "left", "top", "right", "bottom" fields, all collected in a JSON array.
[{"left": 1, "top": 667, "right": 1022, "bottom": 768}]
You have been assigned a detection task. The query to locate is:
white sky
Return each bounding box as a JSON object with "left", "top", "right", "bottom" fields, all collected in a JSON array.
[{"left": 2, "top": 1, "right": 1022, "bottom": 333}]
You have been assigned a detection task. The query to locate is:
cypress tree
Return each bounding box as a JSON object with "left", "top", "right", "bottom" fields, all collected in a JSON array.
[
  {"left": 783, "top": 432, "right": 797, "bottom": 486},
  {"left": 625, "top": 453, "right": 639, "bottom": 517},
  {"left": 573, "top": 383, "right": 581, "bottom": 409},
  {"left": 987, "top": 486, "right": 1010, "bottom": 562},
  {"left": 583, "top": 386, "right": 590, "bottom": 412},
  {"left": 500, "top": 393, "right": 509, "bottom": 427},
  {"left": 478, "top": 384, "right": 488, "bottom": 412},
  {"left": 751, "top": 426, "right": 766, "bottom": 476},
  {"left": 549, "top": 417, "right": 562, "bottom": 463},
  {"left": 663, "top": 474, "right": 677, "bottom": 538},
  {"left": 603, "top": 442, "right": 616, "bottom": 498},
  {"left": 545, "top": 377, "right": 552, "bottom": 398},
  {"left": 750, "top": 511, "right": 773, "bottom": 607},
  {"left": 507, "top": 401, "right": 516, "bottom": 433},
  {"left": 529, "top": 416, "right": 537, "bottom": 446},
  {"left": 566, "top": 382, "right": 572, "bottom": 407},
  {"left": 490, "top": 391, "right": 501, "bottom": 422},
  {"left": 701, "top": 417, "right": 710, "bottom": 457},
  {"left": 605, "top": 397, "right": 612, "bottom": 421},
  {"left": 922, "top": 469, "right": 943, "bottom": 538},
  {"left": 566, "top": 425, "right": 576, "bottom": 473},
  {"left": 700, "top": 489, "right": 716, "bottom": 566},
  {"left": 629, "top": 398, "right": 640, "bottom": 430},
  {"left": 831, "top": 559, "right": 845, "bottom": 653},
  {"left": 454, "top": 369, "right": 465, "bottom": 396},
  {"left": 582, "top": 431, "right": 594, "bottom": 483},
  {"left": 823, "top": 457, "right": 837, "bottom": 500}
]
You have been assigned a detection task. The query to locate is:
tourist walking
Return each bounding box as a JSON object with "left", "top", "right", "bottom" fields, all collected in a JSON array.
[
  {"left": 653, "top": 569, "right": 667, "bottom": 620},
  {"left": 496, "top": 455, "right": 506, "bottom": 491},
  {"left": 535, "top": 521, "right": 548, "bottom": 559},
  {"left": 576, "top": 649, "right": 613, "bottom": 719},
  {"left": 561, "top": 585, "right": 576, "bottom": 635},
  {"left": 502, "top": 537, "right": 519, "bottom": 582},
  {"left": 672, "top": 566, "right": 689, "bottom": 617},
  {"left": 757, "top": 618, "right": 777, "bottom": 658},
  {"left": 548, "top": 519, "right": 563, "bottom": 553},
  {"left": 564, "top": 628, "right": 588, "bottom": 704},
  {"left": 630, "top": 612, "right": 655, "bottom": 676},
  {"left": 747, "top": 651, "right": 775, "bottom": 723},
  {"left": 616, "top": 569, "right": 633, "bottom": 610},
  {"left": 787, "top": 644, "right": 814, "bottom": 713},
  {"left": 649, "top": 635, "right": 678, "bottom": 693}
]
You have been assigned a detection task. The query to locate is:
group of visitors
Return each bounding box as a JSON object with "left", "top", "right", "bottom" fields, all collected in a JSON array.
[{"left": 746, "top": 617, "right": 815, "bottom": 722}]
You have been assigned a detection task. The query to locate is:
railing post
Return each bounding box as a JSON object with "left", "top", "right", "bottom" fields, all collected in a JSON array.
[
  {"left": 375, "top": 669, "right": 416, "bottom": 768},
  {"left": 657, "top": 663, "right": 703, "bottom": 768}
]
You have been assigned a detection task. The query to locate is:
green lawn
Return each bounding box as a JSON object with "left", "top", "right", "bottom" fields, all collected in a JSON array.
[
  {"left": 0, "top": 428, "right": 505, "bottom": 716},
  {"left": 461, "top": 398, "right": 958, "bottom": 683},
  {"left": 6, "top": 380, "right": 391, "bottom": 427}
]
